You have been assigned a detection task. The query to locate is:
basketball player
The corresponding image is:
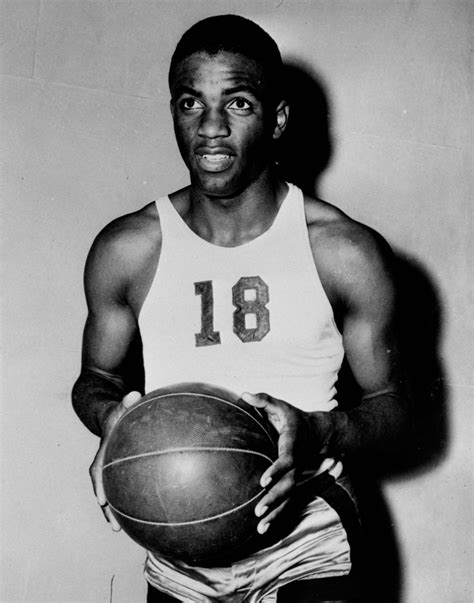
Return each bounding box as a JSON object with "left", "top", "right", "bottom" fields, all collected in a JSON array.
[{"left": 73, "top": 15, "right": 411, "bottom": 602}]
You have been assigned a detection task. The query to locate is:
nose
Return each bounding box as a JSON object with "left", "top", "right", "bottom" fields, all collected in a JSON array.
[{"left": 198, "top": 108, "right": 230, "bottom": 139}]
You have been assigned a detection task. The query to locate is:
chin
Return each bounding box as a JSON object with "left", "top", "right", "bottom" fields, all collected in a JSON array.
[
  {"left": 193, "top": 173, "right": 245, "bottom": 199},
  {"left": 193, "top": 166, "right": 268, "bottom": 199}
]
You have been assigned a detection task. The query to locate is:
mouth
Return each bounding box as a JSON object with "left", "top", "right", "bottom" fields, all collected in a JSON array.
[{"left": 195, "top": 150, "right": 235, "bottom": 173}]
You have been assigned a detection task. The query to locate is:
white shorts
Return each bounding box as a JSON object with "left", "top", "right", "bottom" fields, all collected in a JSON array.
[{"left": 145, "top": 470, "right": 361, "bottom": 603}]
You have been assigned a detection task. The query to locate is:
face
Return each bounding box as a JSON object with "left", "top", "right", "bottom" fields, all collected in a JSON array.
[{"left": 170, "top": 51, "right": 287, "bottom": 198}]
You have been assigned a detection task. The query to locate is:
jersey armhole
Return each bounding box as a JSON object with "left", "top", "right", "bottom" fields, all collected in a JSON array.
[{"left": 299, "top": 197, "right": 343, "bottom": 341}]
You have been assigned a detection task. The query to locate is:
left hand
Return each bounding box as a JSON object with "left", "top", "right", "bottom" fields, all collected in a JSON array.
[
  {"left": 90, "top": 391, "right": 143, "bottom": 531},
  {"left": 241, "top": 392, "right": 334, "bottom": 535}
]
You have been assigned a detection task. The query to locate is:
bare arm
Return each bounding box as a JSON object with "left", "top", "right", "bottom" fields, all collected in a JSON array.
[
  {"left": 245, "top": 220, "right": 412, "bottom": 532},
  {"left": 72, "top": 224, "right": 144, "bottom": 436},
  {"left": 71, "top": 214, "right": 155, "bottom": 529},
  {"left": 311, "top": 229, "right": 410, "bottom": 458}
]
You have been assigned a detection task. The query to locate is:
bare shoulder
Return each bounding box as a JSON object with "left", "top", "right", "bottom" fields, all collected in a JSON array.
[
  {"left": 90, "top": 202, "right": 160, "bottom": 261},
  {"left": 85, "top": 202, "right": 161, "bottom": 309},
  {"left": 303, "top": 195, "right": 395, "bottom": 308}
]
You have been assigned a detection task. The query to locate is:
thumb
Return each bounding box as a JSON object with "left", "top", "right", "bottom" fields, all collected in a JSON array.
[
  {"left": 241, "top": 392, "right": 266, "bottom": 408},
  {"left": 122, "top": 390, "right": 142, "bottom": 408}
]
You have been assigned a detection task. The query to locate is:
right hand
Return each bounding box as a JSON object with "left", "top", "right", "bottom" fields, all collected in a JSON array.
[{"left": 89, "top": 391, "right": 142, "bottom": 530}]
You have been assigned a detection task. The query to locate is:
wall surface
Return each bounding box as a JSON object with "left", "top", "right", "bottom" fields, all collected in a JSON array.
[{"left": 1, "top": 1, "right": 472, "bottom": 602}]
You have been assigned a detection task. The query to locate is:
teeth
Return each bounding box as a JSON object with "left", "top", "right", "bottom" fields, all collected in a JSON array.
[{"left": 202, "top": 154, "right": 230, "bottom": 161}]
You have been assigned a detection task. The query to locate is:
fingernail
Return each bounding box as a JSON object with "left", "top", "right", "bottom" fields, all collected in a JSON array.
[
  {"left": 258, "top": 522, "right": 269, "bottom": 535},
  {"left": 261, "top": 475, "right": 272, "bottom": 487},
  {"left": 256, "top": 505, "right": 267, "bottom": 517}
]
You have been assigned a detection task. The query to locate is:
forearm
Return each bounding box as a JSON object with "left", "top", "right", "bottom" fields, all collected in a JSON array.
[
  {"left": 312, "top": 392, "right": 411, "bottom": 458},
  {"left": 72, "top": 370, "right": 125, "bottom": 437}
]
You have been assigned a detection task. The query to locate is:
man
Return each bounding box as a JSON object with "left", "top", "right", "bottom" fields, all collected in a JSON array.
[{"left": 73, "top": 14, "right": 410, "bottom": 603}]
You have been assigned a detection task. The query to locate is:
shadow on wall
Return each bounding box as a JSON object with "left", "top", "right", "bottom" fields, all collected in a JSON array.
[
  {"left": 393, "top": 252, "right": 448, "bottom": 475},
  {"left": 276, "top": 61, "right": 332, "bottom": 195},
  {"left": 277, "top": 60, "right": 449, "bottom": 602}
]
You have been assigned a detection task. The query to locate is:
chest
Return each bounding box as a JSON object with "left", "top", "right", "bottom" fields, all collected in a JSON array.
[{"left": 145, "top": 251, "right": 336, "bottom": 350}]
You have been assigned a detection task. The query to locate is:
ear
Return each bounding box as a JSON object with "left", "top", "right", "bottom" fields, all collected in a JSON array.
[{"left": 272, "top": 100, "right": 289, "bottom": 140}]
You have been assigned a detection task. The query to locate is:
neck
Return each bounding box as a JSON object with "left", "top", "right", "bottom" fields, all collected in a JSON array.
[{"left": 186, "top": 170, "right": 287, "bottom": 247}]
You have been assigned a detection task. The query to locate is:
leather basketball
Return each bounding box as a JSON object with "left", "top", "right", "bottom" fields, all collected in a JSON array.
[{"left": 102, "top": 383, "right": 278, "bottom": 566}]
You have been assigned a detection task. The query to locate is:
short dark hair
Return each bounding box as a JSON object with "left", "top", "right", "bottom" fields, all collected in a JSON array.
[{"left": 169, "top": 15, "right": 283, "bottom": 99}]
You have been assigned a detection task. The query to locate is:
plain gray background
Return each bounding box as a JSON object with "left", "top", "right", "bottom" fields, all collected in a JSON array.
[{"left": 1, "top": 1, "right": 472, "bottom": 601}]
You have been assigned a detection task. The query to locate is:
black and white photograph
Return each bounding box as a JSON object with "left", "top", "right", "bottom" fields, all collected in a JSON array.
[{"left": 1, "top": 1, "right": 472, "bottom": 601}]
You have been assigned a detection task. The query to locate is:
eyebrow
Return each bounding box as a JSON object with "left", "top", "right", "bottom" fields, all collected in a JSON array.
[
  {"left": 172, "top": 83, "right": 262, "bottom": 99},
  {"left": 172, "top": 85, "right": 202, "bottom": 98},
  {"left": 223, "top": 84, "right": 261, "bottom": 97}
]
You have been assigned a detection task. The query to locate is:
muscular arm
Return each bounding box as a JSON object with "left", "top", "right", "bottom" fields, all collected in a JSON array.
[
  {"left": 72, "top": 315, "right": 143, "bottom": 437},
  {"left": 313, "top": 227, "right": 410, "bottom": 458},
  {"left": 71, "top": 211, "right": 162, "bottom": 530},
  {"left": 247, "top": 218, "right": 413, "bottom": 531},
  {"left": 72, "top": 220, "right": 146, "bottom": 437}
]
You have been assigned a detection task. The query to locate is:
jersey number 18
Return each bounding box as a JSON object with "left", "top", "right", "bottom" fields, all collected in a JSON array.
[{"left": 194, "top": 277, "right": 270, "bottom": 346}]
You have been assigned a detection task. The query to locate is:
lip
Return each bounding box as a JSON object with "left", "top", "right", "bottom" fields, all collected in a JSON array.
[
  {"left": 195, "top": 145, "right": 235, "bottom": 156},
  {"left": 195, "top": 147, "right": 235, "bottom": 172}
]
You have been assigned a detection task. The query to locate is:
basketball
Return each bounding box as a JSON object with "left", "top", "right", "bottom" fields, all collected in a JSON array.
[{"left": 102, "top": 382, "right": 278, "bottom": 566}]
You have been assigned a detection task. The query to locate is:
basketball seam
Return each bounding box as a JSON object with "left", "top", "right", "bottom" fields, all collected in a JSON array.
[
  {"left": 103, "top": 447, "right": 273, "bottom": 469},
  {"left": 120, "top": 391, "right": 276, "bottom": 446},
  {"left": 108, "top": 490, "right": 264, "bottom": 527}
]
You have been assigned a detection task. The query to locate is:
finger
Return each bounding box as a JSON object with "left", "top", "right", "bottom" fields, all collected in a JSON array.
[
  {"left": 242, "top": 392, "right": 281, "bottom": 420},
  {"left": 261, "top": 443, "right": 294, "bottom": 488},
  {"left": 328, "top": 460, "right": 343, "bottom": 479},
  {"left": 89, "top": 445, "right": 107, "bottom": 505},
  {"left": 102, "top": 504, "right": 121, "bottom": 532},
  {"left": 255, "top": 469, "right": 296, "bottom": 517},
  {"left": 242, "top": 392, "right": 288, "bottom": 435},
  {"left": 102, "top": 391, "right": 141, "bottom": 436},
  {"left": 122, "top": 390, "right": 142, "bottom": 408},
  {"left": 296, "top": 458, "right": 343, "bottom": 483},
  {"left": 89, "top": 395, "right": 142, "bottom": 508},
  {"left": 276, "top": 424, "right": 297, "bottom": 459},
  {"left": 259, "top": 422, "right": 297, "bottom": 487},
  {"left": 241, "top": 392, "right": 267, "bottom": 408},
  {"left": 316, "top": 457, "right": 339, "bottom": 476},
  {"left": 259, "top": 447, "right": 293, "bottom": 488},
  {"left": 257, "top": 499, "right": 290, "bottom": 535}
]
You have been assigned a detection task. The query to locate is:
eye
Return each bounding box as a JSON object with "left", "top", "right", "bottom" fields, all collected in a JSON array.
[
  {"left": 179, "top": 98, "right": 203, "bottom": 112},
  {"left": 228, "top": 97, "right": 253, "bottom": 113}
]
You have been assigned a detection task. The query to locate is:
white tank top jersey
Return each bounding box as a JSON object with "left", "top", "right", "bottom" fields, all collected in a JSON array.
[{"left": 139, "top": 183, "right": 344, "bottom": 412}]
